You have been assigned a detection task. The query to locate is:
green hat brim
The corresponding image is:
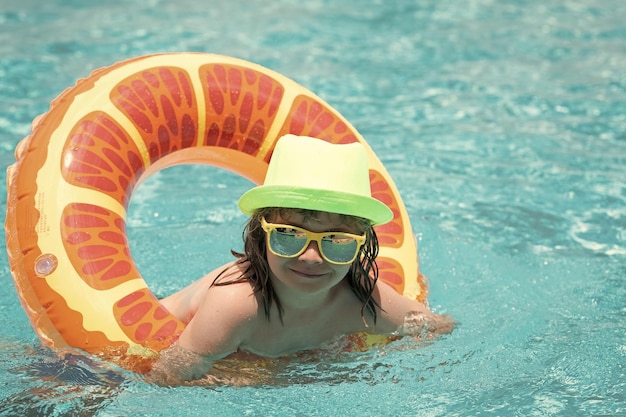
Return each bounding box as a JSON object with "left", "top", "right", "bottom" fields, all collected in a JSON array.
[{"left": 238, "top": 185, "right": 393, "bottom": 225}]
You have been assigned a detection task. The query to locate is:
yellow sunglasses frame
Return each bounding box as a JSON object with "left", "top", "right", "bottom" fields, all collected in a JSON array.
[{"left": 260, "top": 217, "right": 366, "bottom": 264}]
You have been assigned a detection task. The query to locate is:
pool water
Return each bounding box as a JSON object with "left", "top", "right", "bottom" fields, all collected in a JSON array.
[{"left": 1, "top": 0, "right": 625, "bottom": 416}]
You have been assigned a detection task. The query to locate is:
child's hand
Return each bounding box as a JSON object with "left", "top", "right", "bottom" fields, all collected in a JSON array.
[
  {"left": 401, "top": 311, "right": 456, "bottom": 337},
  {"left": 429, "top": 313, "right": 456, "bottom": 334},
  {"left": 146, "top": 343, "right": 215, "bottom": 386}
]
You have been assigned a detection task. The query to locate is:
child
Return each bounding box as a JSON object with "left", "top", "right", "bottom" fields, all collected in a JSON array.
[{"left": 151, "top": 135, "right": 454, "bottom": 384}]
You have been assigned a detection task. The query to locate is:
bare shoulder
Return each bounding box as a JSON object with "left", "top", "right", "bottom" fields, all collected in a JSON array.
[
  {"left": 204, "top": 275, "right": 260, "bottom": 318},
  {"left": 193, "top": 260, "right": 260, "bottom": 324},
  {"left": 160, "top": 261, "right": 250, "bottom": 322},
  {"left": 175, "top": 265, "right": 261, "bottom": 356}
]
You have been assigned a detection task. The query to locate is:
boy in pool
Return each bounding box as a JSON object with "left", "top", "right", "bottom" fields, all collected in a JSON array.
[{"left": 152, "top": 134, "right": 454, "bottom": 384}]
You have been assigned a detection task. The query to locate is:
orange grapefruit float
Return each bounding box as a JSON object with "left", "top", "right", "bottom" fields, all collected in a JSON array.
[{"left": 5, "top": 52, "right": 427, "bottom": 368}]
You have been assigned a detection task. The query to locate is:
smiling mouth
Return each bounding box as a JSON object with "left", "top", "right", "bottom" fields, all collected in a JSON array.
[{"left": 290, "top": 269, "right": 327, "bottom": 279}]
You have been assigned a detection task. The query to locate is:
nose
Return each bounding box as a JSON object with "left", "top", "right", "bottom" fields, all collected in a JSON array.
[{"left": 298, "top": 240, "right": 324, "bottom": 264}]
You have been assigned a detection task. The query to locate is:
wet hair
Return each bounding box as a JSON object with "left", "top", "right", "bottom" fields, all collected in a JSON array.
[{"left": 212, "top": 207, "right": 383, "bottom": 326}]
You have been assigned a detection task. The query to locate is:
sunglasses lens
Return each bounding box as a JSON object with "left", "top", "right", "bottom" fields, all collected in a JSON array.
[
  {"left": 320, "top": 236, "right": 359, "bottom": 263},
  {"left": 268, "top": 228, "right": 308, "bottom": 256}
]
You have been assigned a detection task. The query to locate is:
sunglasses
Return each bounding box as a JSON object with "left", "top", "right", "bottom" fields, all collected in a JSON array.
[{"left": 260, "top": 217, "right": 366, "bottom": 265}]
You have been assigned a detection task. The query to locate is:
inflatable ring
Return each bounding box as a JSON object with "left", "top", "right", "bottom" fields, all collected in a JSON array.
[{"left": 5, "top": 53, "right": 428, "bottom": 364}]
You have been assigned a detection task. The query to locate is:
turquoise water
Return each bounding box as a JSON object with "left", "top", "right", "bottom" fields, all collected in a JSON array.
[{"left": 1, "top": 0, "right": 625, "bottom": 415}]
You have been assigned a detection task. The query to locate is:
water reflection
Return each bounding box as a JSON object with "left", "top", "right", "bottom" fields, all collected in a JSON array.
[{"left": 1, "top": 347, "right": 126, "bottom": 416}]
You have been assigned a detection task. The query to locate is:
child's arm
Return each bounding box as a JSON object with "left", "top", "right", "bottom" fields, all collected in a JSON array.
[
  {"left": 148, "top": 279, "right": 258, "bottom": 385},
  {"left": 371, "top": 279, "right": 456, "bottom": 336}
]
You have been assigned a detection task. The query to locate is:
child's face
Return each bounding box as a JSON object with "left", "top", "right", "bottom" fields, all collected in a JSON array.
[{"left": 265, "top": 210, "right": 361, "bottom": 295}]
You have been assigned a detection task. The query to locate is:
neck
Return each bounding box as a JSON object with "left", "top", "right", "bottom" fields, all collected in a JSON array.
[{"left": 271, "top": 277, "right": 346, "bottom": 313}]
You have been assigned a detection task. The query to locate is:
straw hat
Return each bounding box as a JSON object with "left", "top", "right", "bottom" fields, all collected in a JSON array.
[{"left": 238, "top": 134, "right": 393, "bottom": 225}]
